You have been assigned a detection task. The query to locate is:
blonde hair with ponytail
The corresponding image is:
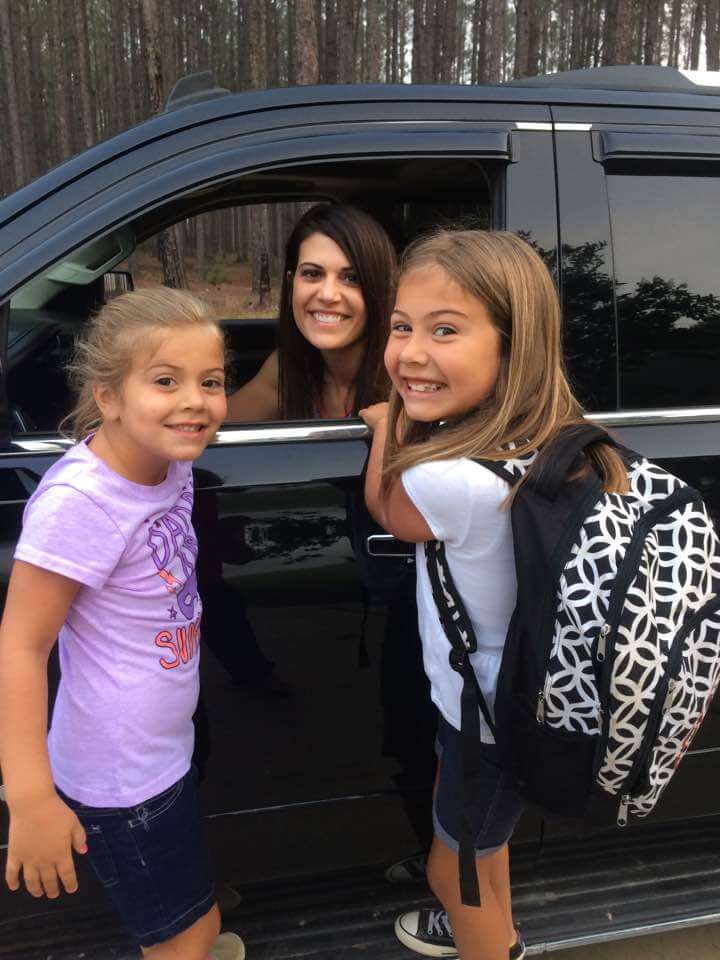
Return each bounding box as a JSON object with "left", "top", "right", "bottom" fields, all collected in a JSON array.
[
  {"left": 382, "top": 230, "right": 627, "bottom": 496},
  {"left": 62, "top": 288, "right": 223, "bottom": 442}
]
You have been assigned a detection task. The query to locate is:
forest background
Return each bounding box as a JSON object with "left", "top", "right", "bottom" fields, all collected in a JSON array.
[{"left": 1, "top": 0, "right": 719, "bottom": 310}]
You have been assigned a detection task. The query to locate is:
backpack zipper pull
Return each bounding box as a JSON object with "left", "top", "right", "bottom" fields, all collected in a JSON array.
[
  {"left": 617, "top": 794, "right": 630, "bottom": 827},
  {"left": 663, "top": 679, "right": 678, "bottom": 712},
  {"left": 536, "top": 690, "right": 545, "bottom": 723},
  {"left": 596, "top": 623, "right": 611, "bottom": 661}
]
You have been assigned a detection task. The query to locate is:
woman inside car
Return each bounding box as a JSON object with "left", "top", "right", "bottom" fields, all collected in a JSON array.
[{"left": 225, "top": 203, "right": 397, "bottom": 422}]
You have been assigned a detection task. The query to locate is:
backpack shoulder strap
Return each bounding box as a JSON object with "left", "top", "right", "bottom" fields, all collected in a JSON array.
[
  {"left": 474, "top": 443, "right": 540, "bottom": 487},
  {"left": 527, "top": 423, "right": 614, "bottom": 501},
  {"left": 424, "top": 540, "right": 496, "bottom": 733},
  {"left": 424, "top": 539, "right": 497, "bottom": 908}
]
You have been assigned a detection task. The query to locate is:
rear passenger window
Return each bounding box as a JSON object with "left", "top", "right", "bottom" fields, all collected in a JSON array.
[{"left": 607, "top": 175, "right": 720, "bottom": 409}]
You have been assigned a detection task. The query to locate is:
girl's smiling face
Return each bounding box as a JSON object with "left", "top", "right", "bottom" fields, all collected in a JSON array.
[
  {"left": 291, "top": 232, "right": 367, "bottom": 352},
  {"left": 96, "top": 324, "right": 227, "bottom": 484},
  {"left": 385, "top": 265, "right": 503, "bottom": 422}
]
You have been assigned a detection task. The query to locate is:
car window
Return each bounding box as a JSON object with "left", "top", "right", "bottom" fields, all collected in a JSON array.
[
  {"left": 5, "top": 158, "right": 496, "bottom": 436},
  {"left": 607, "top": 174, "right": 720, "bottom": 410}
]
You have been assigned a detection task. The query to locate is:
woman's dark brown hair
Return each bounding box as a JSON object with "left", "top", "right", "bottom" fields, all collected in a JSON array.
[{"left": 277, "top": 204, "right": 396, "bottom": 419}]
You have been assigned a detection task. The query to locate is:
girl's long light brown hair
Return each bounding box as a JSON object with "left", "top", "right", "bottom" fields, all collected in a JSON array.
[
  {"left": 381, "top": 230, "right": 627, "bottom": 496},
  {"left": 62, "top": 288, "right": 223, "bottom": 441}
]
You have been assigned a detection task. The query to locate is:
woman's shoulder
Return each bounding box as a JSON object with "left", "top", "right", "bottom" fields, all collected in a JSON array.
[
  {"left": 226, "top": 350, "right": 280, "bottom": 422},
  {"left": 257, "top": 350, "right": 280, "bottom": 390}
]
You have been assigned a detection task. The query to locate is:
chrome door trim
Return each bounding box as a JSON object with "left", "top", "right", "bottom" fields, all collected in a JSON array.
[
  {"left": 366, "top": 533, "right": 415, "bottom": 558},
  {"left": 528, "top": 910, "right": 720, "bottom": 955},
  {"left": 214, "top": 422, "right": 370, "bottom": 444},
  {"left": 1, "top": 421, "right": 369, "bottom": 456},
  {"left": 588, "top": 407, "right": 720, "bottom": 427},
  {"left": 6, "top": 406, "right": 720, "bottom": 457}
]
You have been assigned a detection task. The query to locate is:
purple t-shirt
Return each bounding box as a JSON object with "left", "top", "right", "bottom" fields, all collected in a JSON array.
[{"left": 14, "top": 440, "right": 202, "bottom": 807}]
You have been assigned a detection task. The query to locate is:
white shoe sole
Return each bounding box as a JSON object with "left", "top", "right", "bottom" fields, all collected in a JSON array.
[
  {"left": 209, "top": 931, "right": 245, "bottom": 960},
  {"left": 394, "top": 915, "right": 458, "bottom": 957}
]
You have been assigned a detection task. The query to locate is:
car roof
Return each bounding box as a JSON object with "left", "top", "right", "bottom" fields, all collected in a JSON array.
[
  {"left": 2, "top": 65, "right": 720, "bottom": 305},
  {"left": 3, "top": 66, "right": 720, "bottom": 227}
]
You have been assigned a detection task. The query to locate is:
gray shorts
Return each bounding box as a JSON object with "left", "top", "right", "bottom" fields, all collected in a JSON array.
[{"left": 433, "top": 715, "right": 525, "bottom": 858}]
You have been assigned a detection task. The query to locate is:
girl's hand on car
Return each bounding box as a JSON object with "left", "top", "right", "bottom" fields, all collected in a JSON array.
[
  {"left": 6, "top": 792, "right": 87, "bottom": 898},
  {"left": 359, "top": 402, "right": 389, "bottom": 430}
]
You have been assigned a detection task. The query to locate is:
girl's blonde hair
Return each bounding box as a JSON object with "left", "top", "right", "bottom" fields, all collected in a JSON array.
[
  {"left": 63, "top": 287, "right": 223, "bottom": 441},
  {"left": 382, "top": 229, "right": 627, "bottom": 495}
]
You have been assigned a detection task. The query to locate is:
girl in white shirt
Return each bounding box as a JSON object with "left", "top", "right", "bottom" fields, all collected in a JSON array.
[{"left": 361, "top": 230, "right": 627, "bottom": 960}]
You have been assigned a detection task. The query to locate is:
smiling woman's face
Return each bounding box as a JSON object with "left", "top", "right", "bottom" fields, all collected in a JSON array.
[{"left": 291, "top": 232, "right": 367, "bottom": 352}]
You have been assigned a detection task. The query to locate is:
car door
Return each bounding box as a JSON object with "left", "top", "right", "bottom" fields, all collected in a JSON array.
[
  {"left": 552, "top": 104, "right": 720, "bottom": 830},
  {"left": 0, "top": 93, "right": 558, "bottom": 918}
]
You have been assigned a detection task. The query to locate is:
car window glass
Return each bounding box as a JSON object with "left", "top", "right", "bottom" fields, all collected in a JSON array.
[
  {"left": 608, "top": 174, "right": 720, "bottom": 410},
  {"left": 6, "top": 159, "right": 495, "bottom": 436}
]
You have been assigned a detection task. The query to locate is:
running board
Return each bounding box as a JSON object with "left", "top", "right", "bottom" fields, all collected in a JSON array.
[{"left": 3, "top": 816, "right": 720, "bottom": 958}]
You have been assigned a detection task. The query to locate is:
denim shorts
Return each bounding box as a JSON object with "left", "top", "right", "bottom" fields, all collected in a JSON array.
[
  {"left": 433, "top": 715, "right": 525, "bottom": 858},
  {"left": 59, "top": 768, "right": 215, "bottom": 947}
]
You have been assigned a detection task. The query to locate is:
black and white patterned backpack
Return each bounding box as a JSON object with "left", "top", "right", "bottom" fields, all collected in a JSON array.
[{"left": 426, "top": 422, "right": 720, "bottom": 906}]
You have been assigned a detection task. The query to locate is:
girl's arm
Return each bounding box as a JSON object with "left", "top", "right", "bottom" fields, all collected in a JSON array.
[
  {"left": 0, "top": 561, "right": 87, "bottom": 899},
  {"left": 361, "top": 405, "right": 433, "bottom": 543},
  {"left": 225, "top": 350, "right": 281, "bottom": 422}
]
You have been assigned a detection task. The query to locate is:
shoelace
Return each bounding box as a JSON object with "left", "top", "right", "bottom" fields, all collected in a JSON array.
[{"left": 424, "top": 909, "right": 453, "bottom": 937}]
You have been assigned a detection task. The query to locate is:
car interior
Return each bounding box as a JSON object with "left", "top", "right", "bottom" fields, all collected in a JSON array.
[{"left": 6, "top": 157, "right": 496, "bottom": 435}]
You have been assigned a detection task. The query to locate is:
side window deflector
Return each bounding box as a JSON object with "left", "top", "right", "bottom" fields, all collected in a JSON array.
[{"left": 593, "top": 130, "right": 720, "bottom": 169}]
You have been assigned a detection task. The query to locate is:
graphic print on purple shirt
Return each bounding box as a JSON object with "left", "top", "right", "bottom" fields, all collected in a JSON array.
[
  {"left": 147, "top": 486, "right": 202, "bottom": 671},
  {"left": 147, "top": 487, "right": 199, "bottom": 621}
]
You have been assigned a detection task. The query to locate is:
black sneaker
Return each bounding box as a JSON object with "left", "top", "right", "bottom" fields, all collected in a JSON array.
[
  {"left": 394, "top": 908, "right": 526, "bottom": 959},
  {"left": 384, "top": 853, "right": 429, "bottom": 883}
]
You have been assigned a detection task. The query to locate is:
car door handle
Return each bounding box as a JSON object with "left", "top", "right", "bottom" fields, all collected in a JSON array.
[{"left": 365, "top": 534, "right": 415, "bottom": 559}]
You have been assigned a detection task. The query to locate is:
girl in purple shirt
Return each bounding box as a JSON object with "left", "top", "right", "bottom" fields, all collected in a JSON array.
[{"left": 0, "top": 289, "right": 244, "bottom": 960}]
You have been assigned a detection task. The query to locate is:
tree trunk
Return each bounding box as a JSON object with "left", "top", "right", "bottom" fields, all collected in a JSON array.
[
  {"left": 247, "top": 0, "right": 271, "bottom": 307},
  {"left": 22, "top": 0, "right": 46, "bottom": 183},
  {"left": 365, "top": 0, "right": 382, "bottom": 81},
  {"left": 74, "top": 0, "right": 95, "bottom": 149},
  {"left": 196, "top": 215, "right": 206, "bottom": 280},
  {"left": 707, "top": 0, "right": 720, "bottom": 69},
  {"left": 607, "top": 0, "right": 634, "bottom": 64},
  {"left": 295, "top": 0, "right": 320, "bottom": 83},
  {"left": 49, "top": 0, "right": 72, "bottom": 160},
  {"left": 668, "top": 0, "right": 682, "bottom": 66},
  {"left": 527, "top": 0, "right": 540, "bottom": 75},
  {"left": 570, "top": 0, "right": 584, "bottom": 68},
  {"left": 411, "top": 0, "right": 424, "bottom": 81},
  {"left": 0, "top": 0, "right": 26, "bottom": 189},
  {"left": 643, "top": 0, "right": 662, "bottom": 64},
  {"left": 336, "top": 0, "right": 355, "bottom": 81},
  {"left": 487, "top": 0, "right": 504, "bottom": 82},
  {"left": 140, "top": 0, "right": 186, "bottom": 288},
  {"left": 689, "top": 0, "right": 704, "bottom": 69},
  {"left": 514, "top": 0, "right": 532, "bottom": 77}
]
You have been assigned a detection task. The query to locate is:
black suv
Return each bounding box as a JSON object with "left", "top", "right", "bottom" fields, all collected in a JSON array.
[{"left": 1, "top": 65, "right": 720, "bottom": 959}]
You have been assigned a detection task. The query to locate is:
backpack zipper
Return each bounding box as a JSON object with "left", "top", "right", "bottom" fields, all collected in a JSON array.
[
  {"left": 612, "top": 591, "right": 720, "bottom": 827},
  {"left": 535, "top": 479, "right": 607, "bottom": 725}
]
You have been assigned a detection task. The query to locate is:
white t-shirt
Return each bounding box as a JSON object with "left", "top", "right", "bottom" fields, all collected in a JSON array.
[{"left": 402, "top": 458, "right": 516, "bottom": 741}]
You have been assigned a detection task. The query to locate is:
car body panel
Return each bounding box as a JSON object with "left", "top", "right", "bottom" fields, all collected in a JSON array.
[{"left": 1, "top": 76, "right": 720, "bottom": 950}]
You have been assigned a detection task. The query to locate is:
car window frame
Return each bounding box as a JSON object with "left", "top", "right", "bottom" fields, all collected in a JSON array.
[{"left": 1, "top": 131, "right": 518, "bottom": 446}]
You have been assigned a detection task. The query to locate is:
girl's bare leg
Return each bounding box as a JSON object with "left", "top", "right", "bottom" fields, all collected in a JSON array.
[
  {"left": 488, "top": 842, "right": 515, "bottom": 946},
  {"left": 141, "top": 902, "right": 221, "bottom": 960},
  {"left": 427, "top": 836, "right": 512, "bottom": 960}
]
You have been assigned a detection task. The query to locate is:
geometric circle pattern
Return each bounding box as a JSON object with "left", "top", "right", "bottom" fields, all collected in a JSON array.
[{"left": 537, "top": 458, "right": 720, "bottom": 815}]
